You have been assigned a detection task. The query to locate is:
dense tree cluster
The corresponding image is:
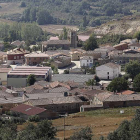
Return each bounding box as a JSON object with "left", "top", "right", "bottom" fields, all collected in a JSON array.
[
  {"left": 84, "top": 33, "right": 98, "bottom": 51},
  {"left": 107, "top": 77, "right": 128, "bottom": 92},
  {"left": 1, "top": 0, "right": 140, "bottom": 26},
  {"left": 0, "top": 119, "right": 57, "bottom": 140}
]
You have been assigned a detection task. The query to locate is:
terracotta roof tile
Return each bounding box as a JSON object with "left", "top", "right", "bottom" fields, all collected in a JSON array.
[{"left": 11, "top": 104, "right": 46, "bottom": 116}]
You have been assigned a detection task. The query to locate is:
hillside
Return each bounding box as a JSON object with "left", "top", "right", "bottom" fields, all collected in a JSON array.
[{"left": 0, "top": 0, "right": 140, "bottom": 27}]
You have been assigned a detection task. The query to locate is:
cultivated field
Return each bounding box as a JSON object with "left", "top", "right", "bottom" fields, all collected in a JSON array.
[{"left": 53, "top": 107, "right": 139, "bottom": 140}]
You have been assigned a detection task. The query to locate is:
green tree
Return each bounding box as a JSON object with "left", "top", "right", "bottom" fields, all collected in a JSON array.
[
  {"left": 27, "top": 74, "right": 36, "bottom": 86},
  {"left": 17, "top": 120, "right": 56, "bottom": 140},
  {"left": 94, "top": 75, "right": 100, "bottom": 83},
  {"left": 133, "top": 73, "right": 140, "bottom": 91},
  {"left": 107, "top": 77, "right": 128, "bottom": 92},
  {"left": 20, "top": 2, "right": 26, "bottom": 7},
  {"left": 82, "top": 16, "right": 87, "bottom": 27},
  {"left": 84, "top": 33, "right": 98, "bottom": 51},
  {"left": 37, "top": 10, "right": 53, "bottom": 25},
  {"left": 133, "top": 31, "right": 140, "bottom": 41},
  {"left": 86, "top": 79, "right": 95, "bottom": 86},
  {"left": 69, "top": 127, "right": 93, "bottom": 140},
  {"left": 125, "top": 60, "right": 140, "bottom": 80}
]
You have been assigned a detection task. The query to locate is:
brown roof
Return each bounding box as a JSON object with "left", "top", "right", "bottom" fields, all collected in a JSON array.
[
  {"left": 95, "top": 92, "right": 112, "bottom": 101},
  {"left": 49, "top": 81, "right": 71, "bottom": 90},
  {"left": 11, "top": 104, "right": 46, "bottom": 116},
  {"left": 117, "top": 90, "right": 135, "bottom": 95}
]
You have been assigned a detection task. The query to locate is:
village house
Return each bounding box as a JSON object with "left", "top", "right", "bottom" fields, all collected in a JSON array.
[
  {"left": 25, "top": 52, "right": 50, "bottom": 65},
  {"left": 128, "top": 43, "right": 140, "bottom": 50},
  {"left": 42, "top": 31, "right": 77, "bottom": 51},
  {"left": 24, "top": 96, "right": 89, "bottom": 114},
  {"left": 51, "top": 54, "right": 71, "bottom": 68},
  {"left": 80, "top": 56, "right": 93, "bottom": 68},
  {"left": 93, "top": 92, "right": 112, "bottom": 105},
  {"left": 110, "top": 53, "right": 140, "bottom": 64},
  {"left": 10, "top": 104, "right": 58, "bottom": 120},
  {"left": 7, "top": 66, "right": 52, "bottom": 88},
  {"left": 113, "top": 43, "right": 128, "bottom": 50},
  {"left": 103, "top": 94, "right": 140, "bottom": 108},
  {"left": 0, "top": 68, "right": 12, "bottom": 85},
  {"left": 0, "top": 51, "right": 7, "bottom": 63},
  {"left": 7, "top": 48, "right": 29, "bottom": 65},
  {"left": 96, "top": 63, "right": 121, "bottom": 80},
  {"left": 0, "top": 97, "right": 23, "bottom": 113}
]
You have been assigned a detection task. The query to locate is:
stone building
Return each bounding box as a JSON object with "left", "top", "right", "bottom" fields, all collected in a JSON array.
[{"left": 42, "top": 31, "right": 77, "bottom": 52}]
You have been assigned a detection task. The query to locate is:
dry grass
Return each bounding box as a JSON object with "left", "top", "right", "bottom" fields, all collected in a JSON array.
[
  {"left": 39, "top": 24, "right": 78, "bottom": 34},
  {"left": 53, "top": 107, "right": 139, "bottom": 139},
  {"left": 0, "top": 2, "right": 25, "bottom": 15}
]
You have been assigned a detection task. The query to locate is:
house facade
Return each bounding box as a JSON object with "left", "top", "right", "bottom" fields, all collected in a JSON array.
[
  {"left": 96, "top": 63, "right": 121, "bottom": 80},
  {"left": 80, "top": 56, "right": 93, "bottom": 68},
  {"left": 25, "top": 53, "right": 50, "bottom": 65},
  {"left": 7, "top": 48, "right": 29, "bottom": 65}
]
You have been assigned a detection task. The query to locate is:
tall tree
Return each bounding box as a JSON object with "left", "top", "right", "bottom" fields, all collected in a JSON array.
[
  {"left": 107, "top": 77, "right": 128, "bottom": 92},
  {"left": 125, "top": 60, "right": 140, "bottom": 80},
  {"left": 133, "top": 73, "right": 140, "bottom": 91},
  {"left": 27, "top": 74, "right": 36, "bottom": 86},
  {"left": 84, "top": 33, "right": 98, "bottom": 51}
]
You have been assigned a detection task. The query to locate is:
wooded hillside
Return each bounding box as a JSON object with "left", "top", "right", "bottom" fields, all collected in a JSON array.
[{"left": 0, "top": 0, "right": 140, "bottom": 26}]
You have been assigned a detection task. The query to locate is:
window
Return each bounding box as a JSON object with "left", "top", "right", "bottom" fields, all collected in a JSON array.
[
  {"left": 90, "top": 60, "right": 92, "bottom": 62},
  {"left": 87, "top": 60, "right": 89, "bottom": 62},
  {"left": 107, "top": 72, "right": 109, "bottom": 75},
  {"left": 17, "top": 56, "right": 19, "bottom": 59},
  {"left": 29, "top": 58, "right": 31, "bottom": 60},
  {"left": 14, "top": 56, "right": 16, "bottom": 59}
]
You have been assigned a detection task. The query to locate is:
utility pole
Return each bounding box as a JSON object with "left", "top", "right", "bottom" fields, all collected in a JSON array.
[{"left": 60, "top": 113, "right": 68, "bottom": 140}]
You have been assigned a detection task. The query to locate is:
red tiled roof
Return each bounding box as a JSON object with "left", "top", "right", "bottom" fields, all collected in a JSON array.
[
  {"left": 11, "top": 104, "right": 46, "bottom": 116},
  {"left": 117, "top": 90, "right": 135, "bottom": 95}
]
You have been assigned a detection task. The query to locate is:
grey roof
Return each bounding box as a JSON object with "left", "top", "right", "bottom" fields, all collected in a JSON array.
[
  {"left": 104, "top": 94, "right": 140, "bottom": 102},
  {"left": 24, "top": 93, "right": 64, "bottom": 100},
  {"left": 28, "top": 96, "right": 83, "bottom": 106},
  {"left": 49, "top": 87, "right": 70, "bottom": 93},
  {"left": 52, "top": 74, "right": 94, "bottom": 83},
  {"left": 42, "top": 40, "right": 71, "bottom": 45},
  {"left": 0, "top": 97, "right": 23, "bottom": 104},
  {"left": 80, "top": 56, "right": 93, "bottom": 60}
]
